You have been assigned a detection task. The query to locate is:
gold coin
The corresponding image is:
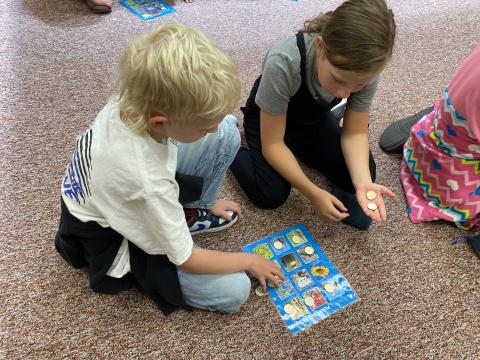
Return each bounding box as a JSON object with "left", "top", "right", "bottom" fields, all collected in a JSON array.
[
  {"left": 367, "top": 202, "right": 378, "bottom": 211},
  {"left": 283, "top": 304, "right": 294, "bottom": 314},
  {"left": 366, "top": 190, "right": 377, "bottom": 200},
  {"left": 304, "top": 296, "right": 315, "bottom": 307},
  {"left": 324, "top": 282, "right": 336, "bottom": 293},
  {"left": 304, "top": 246, "right": 315, "bottom": 255},
  {"left": 273, "top": 240, "right": 284, "bottom": 250},
  {"left": 291, "top": 235, "right": 302, "bottom": 244},
  {"left": 255, "top": 286, "right": 265, "bottom": 297}
]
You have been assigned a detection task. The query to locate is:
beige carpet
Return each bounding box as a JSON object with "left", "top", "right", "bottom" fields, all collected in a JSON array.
[{"left": 1, "top": 0, "right": 479, "bottom": 359}]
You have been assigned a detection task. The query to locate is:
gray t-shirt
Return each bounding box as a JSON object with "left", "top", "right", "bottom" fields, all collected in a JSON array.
[{"left": 255, "top": 33, "right": 379, "bottom": 116}]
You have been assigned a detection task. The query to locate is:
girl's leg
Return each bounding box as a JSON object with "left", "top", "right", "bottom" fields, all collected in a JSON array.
[
  {"left": 177, "top": 268, "right": 251, "bottom": 313},
  {"left": 288, "top": 111, "right": 376, "bottom": 229},
  {"left": 176, "top": 115, "right": 240, "bottom": 209},
  {"left": 230, "top": 145, "right": 291, "bottom": 210},
  {"left": 289, "top": 111, "right": 376, "bottom": 192}
]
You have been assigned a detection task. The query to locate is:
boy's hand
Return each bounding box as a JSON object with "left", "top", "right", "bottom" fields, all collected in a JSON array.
[
  {"left": 355, "top": 183, "right": 395, "bottom": 221},
  {"left": 208, "top": 199, "right": 241, "bottom": 222},
  {"left": 309, "top": 187, "right": 349, "bottom": 222},
  {"left": 247, "top": 254, "right": 284, "bottom": 292}
]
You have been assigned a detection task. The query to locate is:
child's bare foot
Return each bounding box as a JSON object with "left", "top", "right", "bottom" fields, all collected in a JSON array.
[{"left": 86, "top": 0, "right": 112, "bottom": 14}]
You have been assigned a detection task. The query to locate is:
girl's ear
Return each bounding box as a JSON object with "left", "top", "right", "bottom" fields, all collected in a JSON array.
[{"left": 315, "top": 35, "right": 325, "bottom": 52}]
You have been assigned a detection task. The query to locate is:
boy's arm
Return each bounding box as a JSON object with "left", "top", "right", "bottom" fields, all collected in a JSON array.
[
  {"left": 341, "top": 109, "right": 394, "bottom": 221},
  {"left": 109, "top": 188, "right": 283, "bottom": 289},
  {"left": 179, "top": 248, "right": 284, "bottom": 290},
  {"left": 260, "top": 110, "right": 349, "bottom": 221}
]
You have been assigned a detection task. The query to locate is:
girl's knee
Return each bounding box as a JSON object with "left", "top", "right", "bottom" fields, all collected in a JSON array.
[{"left": 251, "top": 183, "right": 290, "bottom": 209}]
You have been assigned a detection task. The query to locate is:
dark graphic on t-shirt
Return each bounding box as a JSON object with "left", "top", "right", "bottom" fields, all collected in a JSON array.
[{"left": 62, "top": 129, "right": 93, "bottom": 204}]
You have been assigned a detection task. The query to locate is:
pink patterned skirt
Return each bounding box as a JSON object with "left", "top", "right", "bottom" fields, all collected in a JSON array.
[{"left": 401, "top": 86, "right": 480, "bottom": 230}]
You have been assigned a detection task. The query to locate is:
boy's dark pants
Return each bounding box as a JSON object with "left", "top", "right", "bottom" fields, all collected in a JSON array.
[{"left": 54, "top": 172, "right": 202, "bottom": 315}]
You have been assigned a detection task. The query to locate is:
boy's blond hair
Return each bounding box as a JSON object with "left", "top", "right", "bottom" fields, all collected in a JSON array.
[
  {"left": 117, "top": 23, "right": 240, "bottom": 133},
  {"left": 304, "top": 0, "right": 396, "bottom": 74}
]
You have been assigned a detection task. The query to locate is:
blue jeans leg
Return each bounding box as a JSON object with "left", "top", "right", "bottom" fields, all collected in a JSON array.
[
  {"left": 177, "top": 268, "right": 251, "bottom": 313},
  {"left": 176, "top": 115, "right": 248, "bottom": 312},
  {"left": 176, "top": 115, "right": 240, "bottom": 209}
]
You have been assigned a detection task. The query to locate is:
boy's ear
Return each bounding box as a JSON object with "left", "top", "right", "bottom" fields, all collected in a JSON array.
[{"left": 148, "top": 114, "right": 169, "bottom": 130}]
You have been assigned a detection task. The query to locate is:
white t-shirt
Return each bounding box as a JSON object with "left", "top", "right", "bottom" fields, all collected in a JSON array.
[{"left": 61, "top": 99, "right": 193, "bottom": 277}]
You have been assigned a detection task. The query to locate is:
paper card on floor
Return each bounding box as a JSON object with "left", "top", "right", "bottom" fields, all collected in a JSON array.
[
  {"left": 243, "top": 224, "right": 359, "bottom": 335},
  {"left": 120, "top": 0, "right": 175, "bottom": 20}
]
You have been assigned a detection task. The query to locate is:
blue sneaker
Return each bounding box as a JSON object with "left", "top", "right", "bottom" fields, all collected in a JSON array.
[{"left": 187, "top": 209, "right": 238, "bottom": 235}]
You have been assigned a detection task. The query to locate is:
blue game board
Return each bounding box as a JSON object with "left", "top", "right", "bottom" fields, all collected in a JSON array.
[
  {"left": 243, "top": 224, "right": 359, "bottom": 335},
  {"left": 120, "top": 0, "right": 175, "bottom": 20}
]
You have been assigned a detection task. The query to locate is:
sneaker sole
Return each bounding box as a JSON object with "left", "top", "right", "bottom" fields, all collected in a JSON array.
[
  {"left": 190, "top": 215, "right": 239, "bottom": 235},
  {"left": 379, "top": 106, "right": 434, "bottom": 153}
]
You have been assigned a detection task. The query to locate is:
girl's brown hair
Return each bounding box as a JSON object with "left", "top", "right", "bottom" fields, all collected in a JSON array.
[{"left": 304, "top": 0, "right": 396, "bottom": 73}]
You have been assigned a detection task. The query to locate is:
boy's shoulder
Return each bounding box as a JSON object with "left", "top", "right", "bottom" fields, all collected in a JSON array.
[{"left": 84, "top": 98, "right": 176, "bottom": 183}]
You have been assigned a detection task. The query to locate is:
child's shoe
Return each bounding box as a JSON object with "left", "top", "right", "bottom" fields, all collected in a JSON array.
[
  {"left": 379, "top": 106, "right": 434, "bottom": 153},
  {"left": 86, "top": 0, "right": 112, "bottom": 14},
  {"left": 187, "top": 209, "right": 238, "bottom": 235}
]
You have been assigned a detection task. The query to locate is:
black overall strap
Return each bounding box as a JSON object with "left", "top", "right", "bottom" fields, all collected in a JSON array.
[
  {"left": 295, "top": 32, "right": 341, "bottom": 109},
  {"left": 296, "top": 32, "right": 308, "bottom": 84}
]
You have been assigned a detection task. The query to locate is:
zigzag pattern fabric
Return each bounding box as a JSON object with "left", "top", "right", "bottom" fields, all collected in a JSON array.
[{"left": 401, "top": 87, "right": 480, "bottom": 230}]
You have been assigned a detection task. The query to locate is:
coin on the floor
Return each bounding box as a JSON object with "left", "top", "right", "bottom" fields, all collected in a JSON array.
[
  {"left": 304, "top": 246, "right": 315, "bottom": 255},
  {"left": 273, "top": 240, "right": 284, "bottom": 250},
  {"left": 367, "top": 202, "right": 378, "bottom": 211},
  {"left": 255, "top": 286, "right": 265, "bottom": 297},
  {"left": 366, "top": 190, "right": 377, "bottom": 200},
  {"left": 291, "top": 235, "right": 302, "bottom": 244},
  {"left": 324, "top": 282, "right": 336, "bottom": 293},
  {"left": 304, "top": 296, "right": 315, "bottom": 307},
  {"left": 283, "top": 304, "right": 294, "bottom": 314}
]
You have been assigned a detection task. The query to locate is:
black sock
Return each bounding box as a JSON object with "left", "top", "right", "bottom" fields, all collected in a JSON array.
[{"left": 331, "top": 185, "right": 372, "bottom": 230}]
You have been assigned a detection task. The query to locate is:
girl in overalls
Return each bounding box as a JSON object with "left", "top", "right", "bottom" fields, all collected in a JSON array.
[{"left": 230, "top": 0, "right": 397, "bottom": 229}]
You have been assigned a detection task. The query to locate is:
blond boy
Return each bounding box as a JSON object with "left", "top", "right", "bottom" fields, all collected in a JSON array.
[{"left": 55, "top": 24, "right": 282, "bottom": 314}]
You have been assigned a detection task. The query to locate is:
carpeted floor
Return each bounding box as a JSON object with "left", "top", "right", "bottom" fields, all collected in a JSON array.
[{"left": 1, "top": 0, "right": 479, "bottom": 359}]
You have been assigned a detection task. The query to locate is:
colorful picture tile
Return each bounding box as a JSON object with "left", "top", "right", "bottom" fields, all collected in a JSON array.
[
  {"left": 280, "top": 252, "right": 301, "bottom": 272},
  {"left": 252, "top": 243, "right": 274, "bottom": 259}
]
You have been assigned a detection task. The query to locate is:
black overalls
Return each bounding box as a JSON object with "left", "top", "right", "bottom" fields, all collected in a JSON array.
[{"left": 230, "top": 33, "right": 376, "bottom": 209}]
